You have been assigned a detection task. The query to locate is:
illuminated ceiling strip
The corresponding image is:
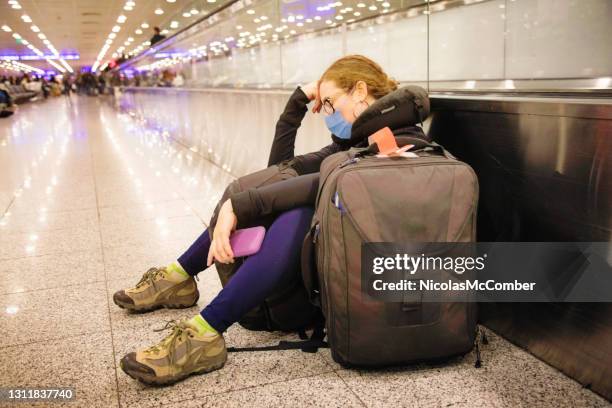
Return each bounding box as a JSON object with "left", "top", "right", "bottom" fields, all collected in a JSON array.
[
  {"left": 1, "top": 25, "right": 66, "bottom": 73},
  {"left": 119, "top": 3, "right": 198, "bottom": 62},
  {"left": 4, "top": 1, "right": 74, "bottom": 73},
  {"left": 92, "top": 1, "right": 134, "bottom": 72},
  {"left": 0, "top": 59, "right": 44, "bottom": 74},
  {"left": 44, "top": 58, "right": 65, "bottom": 73},
  {"left": 0, "top": 54, "right": 80, "bottom": 61}
]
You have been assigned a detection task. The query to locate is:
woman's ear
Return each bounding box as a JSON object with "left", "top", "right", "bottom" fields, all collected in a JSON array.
[{"left": 353, "top": 80, "right": 368, "bottom": 101}]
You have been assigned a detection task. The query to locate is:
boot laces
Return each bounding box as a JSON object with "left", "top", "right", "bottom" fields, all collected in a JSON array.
[
  {"left": 135, "top": 267, "right": 167, "bottom": 290},
  {"left": 146, "top": 319, "right": 193, "bottom": 366}
]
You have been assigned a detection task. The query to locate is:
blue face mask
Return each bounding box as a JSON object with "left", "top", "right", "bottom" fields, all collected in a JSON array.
[{"left": 325, "top": 110, "right": 352, "bottom": 140}]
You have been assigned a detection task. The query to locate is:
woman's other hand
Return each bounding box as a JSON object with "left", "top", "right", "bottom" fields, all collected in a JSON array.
[
  {"left": 207, "top": 199, "right": 238, "bottom": 266},
  {"left": 301, "top": 80, "right": 322, "bottom": 114}
]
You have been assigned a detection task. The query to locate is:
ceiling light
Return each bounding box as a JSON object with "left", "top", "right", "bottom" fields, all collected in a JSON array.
[
  {"left": 190, "top": 9, "right": 199, "bottom": 15},
  {"left": 12, "top": 33, "right": 21, "bottom": 39},
  {"left": 170, "top": 21, "right": 179, "bottom": 28},
  {"left": 1, "top": 25, "right": 11, "bottom": 32},
  {"left": 112, "top": 25, "right": 121, "bottom": 32},
  {"left": 135, "top": 28, "right": 143, "bottom": 34},
  {"left": 11, "top": 4, "right": 21, "bottom": 9},
  {"left": 109, "top": 33, "right": 117, "bottom": 39},
  {"left": 246, "top": 9, "right": 255, "bottom": 14},
  {"left": 141, "top": 22, "right": 149, "bottom": 28},
  {"left": 183, "top": 12, "right": 191, "bottom": 17},
  {"left": 30, "top": 25, "right": 39, "bottom": 32},
  {"left": 117, "top": 15, "right": 127, "bottom": 23},
  {"left": 161, "top": 29, "right": 169, "bottom": 34},
  {"left": 37, "top": 33, "right": 46, "bottom": 39},
  {"left": 154, "top": 8, "right": 164, "bottom": 15},
  {"left": 166, "top": 0, "right": 176, "bottom": 2},
  {"left": 127, "top": 36, "right": 134, "bottom": 41},
  {"left": 21, "top": 15, "right": 32, "bottom": 23}
]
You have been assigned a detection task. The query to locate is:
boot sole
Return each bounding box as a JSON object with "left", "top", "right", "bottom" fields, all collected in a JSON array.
[
  {"left": 120, "top": 354, "right": 227, "bottom": 386},
  {"left": 114, "top": 290, "right": 200, "bottom": 313}
]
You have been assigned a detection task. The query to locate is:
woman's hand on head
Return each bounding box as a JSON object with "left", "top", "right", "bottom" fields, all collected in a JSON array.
[
  {"left": 301, "top": 80, "right": 322, "bottom": 114},
  {"left": 207, "top": 199, "right": 238, "bottom": 266}
]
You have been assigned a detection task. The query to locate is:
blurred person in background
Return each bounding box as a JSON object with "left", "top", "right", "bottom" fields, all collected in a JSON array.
[
  {"left": 150, "top": 27, "right": 166, "bottom": 46},
  {"left": 172, "top": 71, "right": 185, "bottom": 87},
  {"left": 158, "top": 69, "right": 174, "bottom": 87},
  {"left": 49, "top": 75, "right": 62, "bottom": 97}
]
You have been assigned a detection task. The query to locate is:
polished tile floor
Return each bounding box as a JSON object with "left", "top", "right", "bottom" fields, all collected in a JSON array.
[{"left": 0, "top": 97, "right": 608, "bottom": 408}]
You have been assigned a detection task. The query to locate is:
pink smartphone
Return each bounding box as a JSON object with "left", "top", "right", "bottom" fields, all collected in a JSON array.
[{"left": 229, "top": 226, "right": 266, "bottom": 257}]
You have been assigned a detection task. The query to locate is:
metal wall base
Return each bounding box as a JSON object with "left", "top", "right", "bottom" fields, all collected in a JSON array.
[{"left": 429, "top": 95, "right": 612, "bottom": 401}]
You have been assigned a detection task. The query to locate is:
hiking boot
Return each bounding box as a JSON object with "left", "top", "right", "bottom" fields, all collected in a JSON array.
[
  {"left": 113, "top": 267, "right": 199, "bottom": 312},
  {"left": 120, "top": 318, "right": 227, "bottom": 385}
]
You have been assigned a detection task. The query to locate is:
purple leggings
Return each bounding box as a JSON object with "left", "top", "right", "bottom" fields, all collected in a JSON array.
[{"left": 177, "top": 206, "right": 314, "bottom": 333}]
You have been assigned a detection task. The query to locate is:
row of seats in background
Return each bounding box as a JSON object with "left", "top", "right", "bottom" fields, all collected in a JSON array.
[{"left": 0, "top": 82, "right": 42, "bottom": 118}]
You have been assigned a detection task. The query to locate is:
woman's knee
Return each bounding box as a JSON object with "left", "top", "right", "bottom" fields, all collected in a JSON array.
[{"left": 267, "top": 206, "right": 314, "bottom": 238}]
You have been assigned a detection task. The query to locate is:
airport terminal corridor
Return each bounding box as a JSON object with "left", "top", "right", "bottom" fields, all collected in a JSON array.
[{"left": 0, "top": 97, "right": 608, "bottom": 408}]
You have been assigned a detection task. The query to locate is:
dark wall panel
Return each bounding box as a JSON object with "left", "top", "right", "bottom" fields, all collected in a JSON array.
[{"left": 428, "top": 96, "right": 612, "bottom": 401}]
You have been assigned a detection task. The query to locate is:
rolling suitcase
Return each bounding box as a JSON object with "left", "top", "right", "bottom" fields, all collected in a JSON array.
[{"left": 302, "top": 136, "right": 480, "bottom": 366}]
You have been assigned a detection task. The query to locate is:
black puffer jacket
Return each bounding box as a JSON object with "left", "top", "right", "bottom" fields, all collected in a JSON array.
[{"left": 232, "top": 84, "right": 430, "bottom": 223}]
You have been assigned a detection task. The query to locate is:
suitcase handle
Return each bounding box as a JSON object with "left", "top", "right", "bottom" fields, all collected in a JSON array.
[{"left": 351, "top": 136, "right": 456, "bottom": 160}]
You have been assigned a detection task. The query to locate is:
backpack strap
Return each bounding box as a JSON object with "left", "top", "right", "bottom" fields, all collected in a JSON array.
[
  {"left": 227, "top": 315, "right": 328, "bottom": 354},
  {"left": 301, "top": 224, "right": 322, "bottom": 308}
]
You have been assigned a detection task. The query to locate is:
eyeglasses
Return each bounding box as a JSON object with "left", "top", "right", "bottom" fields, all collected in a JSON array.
[{"left": 322, "top": 85, "right": 355, "bottom": 115}]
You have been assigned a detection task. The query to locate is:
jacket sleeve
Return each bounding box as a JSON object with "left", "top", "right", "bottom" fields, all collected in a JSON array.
[
  {"left": 230, "top": 173, "right": 320, "bottom": 225},
  {"left": 267, "top": 86, "right": 311, "bottom": 167},
  {"left": 289, "top": 142, "right": 343, "bottom": 175}
]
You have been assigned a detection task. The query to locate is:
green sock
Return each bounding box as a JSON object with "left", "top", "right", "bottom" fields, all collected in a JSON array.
[
  {"left": 188, "top": 314, "right": 218, "bottom": 335},
  {"left": 166, "top": 261, "right": 189, "bottom": 281}
]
